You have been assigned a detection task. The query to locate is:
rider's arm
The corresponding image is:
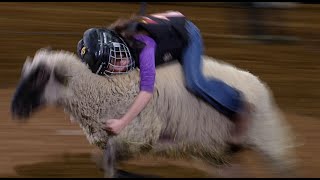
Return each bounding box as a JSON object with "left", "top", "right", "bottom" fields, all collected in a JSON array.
[{"left": 120, "top": 34, "right": 156, "bottom": 125}]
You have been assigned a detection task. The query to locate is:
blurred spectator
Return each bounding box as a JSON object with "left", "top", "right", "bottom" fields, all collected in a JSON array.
[
  {"left": 231, "top": 2, "right": 299, "bottom": 43},
  {"left": 139, "top": 2, "right": 147, "bottom": 15}
]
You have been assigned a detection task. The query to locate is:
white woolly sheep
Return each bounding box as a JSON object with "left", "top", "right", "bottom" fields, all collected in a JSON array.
[{"left": 11, "top": 48, "right": 297, "bottom": 177}]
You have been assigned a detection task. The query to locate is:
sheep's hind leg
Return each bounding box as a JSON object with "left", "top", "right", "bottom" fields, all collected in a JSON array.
[{"left": 248, "top": 108, "right": 298, "bottom": 177}]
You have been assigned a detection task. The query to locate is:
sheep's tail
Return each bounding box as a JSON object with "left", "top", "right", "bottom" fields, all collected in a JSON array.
[{"left": 248, "top": 99, "right": 298, "bottom": 176}]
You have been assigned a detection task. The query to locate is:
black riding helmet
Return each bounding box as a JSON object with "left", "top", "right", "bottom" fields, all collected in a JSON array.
[{"left": 77, "top": 28, "right": 135, "bottom": 75}]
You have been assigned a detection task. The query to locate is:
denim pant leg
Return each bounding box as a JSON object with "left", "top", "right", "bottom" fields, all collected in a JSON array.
[
  {"left": 182, "top": 21, "right": 205, "bottom": 96},
  {"left": 182, "top": 21, "right": 244, "bottom": 117}
]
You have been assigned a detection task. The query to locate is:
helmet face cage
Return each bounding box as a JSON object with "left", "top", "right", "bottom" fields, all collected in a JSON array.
[
  {"left": 95, "top": 31, "right": 135, "bottom": 76},
  {"left": 105, "top": 42, "right": 135, "bottom": 75}
]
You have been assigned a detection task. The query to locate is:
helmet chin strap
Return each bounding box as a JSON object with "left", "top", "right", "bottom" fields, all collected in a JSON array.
[{"left": 96, "top": 62, "right": 106, "bottom": 75}]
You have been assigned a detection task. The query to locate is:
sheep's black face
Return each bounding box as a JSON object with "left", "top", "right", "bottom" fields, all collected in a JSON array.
[{"left": 11, "top": 63, "right": 51, "bottom": 120}]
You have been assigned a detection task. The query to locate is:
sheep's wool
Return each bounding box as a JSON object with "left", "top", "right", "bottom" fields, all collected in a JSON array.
[{"left": 29, "top": 49, "right": 297, "bottom": 170}]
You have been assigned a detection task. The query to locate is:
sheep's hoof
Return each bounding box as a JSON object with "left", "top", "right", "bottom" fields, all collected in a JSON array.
[
  {"left": 113, "top": 169, "right": 161, "bottom": 178},
  {"left": 216, "top": 164, "right": 250, "bottom": 178},
  {"left": 90, "top": 151, "right": 161, "bottom": 178},
  {"left": 90, "top": 150, "right": 104, "bottom": 170},
  {"left": 226, "top": 143, "right": 244, "bottom": 154}
]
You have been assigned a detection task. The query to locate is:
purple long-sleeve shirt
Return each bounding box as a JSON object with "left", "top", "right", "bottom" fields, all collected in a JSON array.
[{"left": 133, "top": 34, "right": 156, "bottom": 93}]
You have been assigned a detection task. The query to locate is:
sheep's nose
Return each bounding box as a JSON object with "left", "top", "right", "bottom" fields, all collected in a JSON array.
[{"left": 11, "top": 101, "right": 31, "bottom": 120}]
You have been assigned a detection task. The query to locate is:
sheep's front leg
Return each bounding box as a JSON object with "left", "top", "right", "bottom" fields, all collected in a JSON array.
[{"left": 103, "top": 139, "right": 116, "bottom": 178}]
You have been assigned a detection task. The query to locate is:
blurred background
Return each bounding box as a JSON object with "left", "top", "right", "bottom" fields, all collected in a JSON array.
[{"left": 0, "top": 2, "right": 319, "bottom": 178}]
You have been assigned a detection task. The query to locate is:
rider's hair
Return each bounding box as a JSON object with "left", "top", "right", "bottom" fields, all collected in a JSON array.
[{"left": 107, "top": 14, "right": 146, "bottom": 50}]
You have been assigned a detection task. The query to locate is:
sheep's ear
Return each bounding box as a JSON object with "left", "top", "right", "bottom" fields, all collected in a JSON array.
[
  {"left": 39, "top": 46, "right": 53, "bottom": 52},
  {"left": 22, "top": 56, "right": 33, "bottom": 75},
  {"left": 35, "top": 46, "right": 53, "bottom": 56},
  {"left": 53, "top": 67, "right": 69, "bottom": 86}
]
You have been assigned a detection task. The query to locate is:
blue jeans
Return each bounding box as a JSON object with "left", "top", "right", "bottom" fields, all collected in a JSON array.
[{"left": 182, "top": 20, "right": 244, "bottom": 118}]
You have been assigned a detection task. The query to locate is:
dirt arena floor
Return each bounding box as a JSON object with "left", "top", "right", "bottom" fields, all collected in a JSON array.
[{"left": 0, "top": 2, "right": 319, "bottom": 177}]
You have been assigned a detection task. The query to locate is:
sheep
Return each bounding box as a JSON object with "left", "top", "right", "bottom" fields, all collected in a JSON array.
[{"left": 11, "top": 48, "right": 297, "bottom": 177}]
